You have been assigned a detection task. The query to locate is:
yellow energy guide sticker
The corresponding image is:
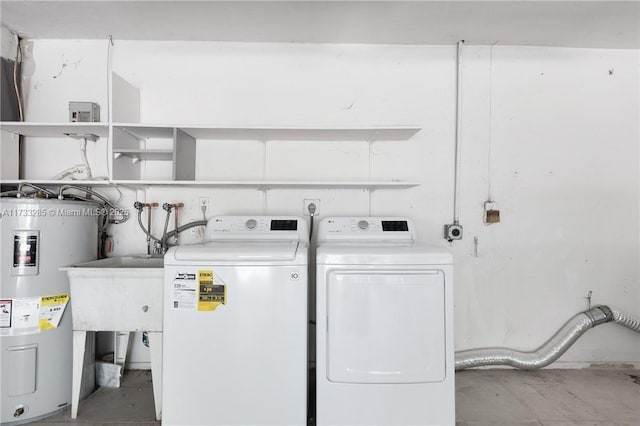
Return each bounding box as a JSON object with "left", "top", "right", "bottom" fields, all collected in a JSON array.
[
  {"left": 198, "top": 270, "right": 226, "bottom": 311},
  {"left": 39, "top": 293, "right": 69, "bottom": 331}
]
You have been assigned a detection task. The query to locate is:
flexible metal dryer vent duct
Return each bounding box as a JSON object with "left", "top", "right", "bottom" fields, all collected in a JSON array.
[{"left": 455, "top": 306, "right": 640, "bottom": 370}]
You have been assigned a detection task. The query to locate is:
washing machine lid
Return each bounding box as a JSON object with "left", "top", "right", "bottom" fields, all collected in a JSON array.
[
  {"left": 316, "top": 242, "right": 452, "bottom": 265},
  {"left": 165, "top": 240, "right": 307, "bottom": 265}
]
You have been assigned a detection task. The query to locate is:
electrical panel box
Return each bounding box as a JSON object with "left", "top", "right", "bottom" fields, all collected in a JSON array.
[{"left": 69, "top": 102, "right": 100, "bottom": 122}]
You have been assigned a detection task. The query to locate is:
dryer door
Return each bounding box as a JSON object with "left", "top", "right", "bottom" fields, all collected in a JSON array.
[{"left": 326, "top": 269, "right": 446, "bottom": 384}]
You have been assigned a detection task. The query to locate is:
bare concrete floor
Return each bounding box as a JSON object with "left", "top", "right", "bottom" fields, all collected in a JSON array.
[
  {"left": 456, "top": 368, "right": 640, "bottom": 426},
  {"left": 31, "top": 368, "right": 640, "bottom": 425},
  {"left": 32, "top": 370, "right": 159, "bottom": 426}
]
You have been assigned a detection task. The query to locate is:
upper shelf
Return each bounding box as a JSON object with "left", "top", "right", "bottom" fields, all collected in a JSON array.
[
  {"left": 0, "top": 122, "right": 109, "bottom": 138},
  {"left": 114, "top": 123, "right": 421, "bottom": 141},
  {"left": 0, "top": 179, "right": 420, "bottom": 189}
]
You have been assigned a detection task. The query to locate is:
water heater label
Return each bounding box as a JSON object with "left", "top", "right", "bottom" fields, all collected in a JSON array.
[
  {"left": 0, "top": 300, "right": 12, "bottom": 328},
  {"left": 0, "top": 294, "right": 69, "bottom": 336},
  {"left": 11, "top": 231, "right": 40, "bottom": 276},
  {"left": 39, "top": 293, "right": 69, "bottom": 330},
  {"left": 0, "top": 297, "right": 40, "bottom": 336},
  {"left": 13, "top": 234, "right": 38, "bottom": 267}
]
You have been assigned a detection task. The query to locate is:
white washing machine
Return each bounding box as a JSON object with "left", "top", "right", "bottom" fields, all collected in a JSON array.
[
  {"left": 163, "top": 216, "right": 308, "bottom": 426},
  {"left": 316, "top": 217, "right": 455, "bottom": 426}
]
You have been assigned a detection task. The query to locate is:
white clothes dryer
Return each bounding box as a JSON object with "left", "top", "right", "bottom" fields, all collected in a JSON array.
[
  {"left": 315, "top": 217, "right": 454, "bottom": 426},
  {"left": 163, "top": 216, "right": 308, "bottom": 426}
]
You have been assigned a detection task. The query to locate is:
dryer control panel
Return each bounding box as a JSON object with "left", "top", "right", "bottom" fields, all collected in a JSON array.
[
  {"left": 317, "top": 217, "right": 417, "bottom": 242},
  {"left": 206, "top": 216, "right": 308, "bottom": 242}
]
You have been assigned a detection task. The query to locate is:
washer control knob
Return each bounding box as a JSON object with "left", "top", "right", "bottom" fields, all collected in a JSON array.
[
  {"left": 358, "top": 220, "right": 369, "bottom": 230},
  {"left": 245, "top": 219, "right": 257, "bottom": 230}
]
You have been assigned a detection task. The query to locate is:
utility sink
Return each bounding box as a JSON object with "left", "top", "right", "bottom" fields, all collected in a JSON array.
[
  {"left": 61, "top": 256, "right": 164, "bottom": 331},
  {"left": 61, "top": 256, "right": 164, "bottom": 420}
]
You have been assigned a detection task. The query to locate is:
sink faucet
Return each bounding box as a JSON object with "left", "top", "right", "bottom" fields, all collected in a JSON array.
[
  {"left": 152, "top": 240, "right": 164, "bottom": 256},
  {"left": 161, "top": 203, "right": 184, "bottom": 251},
  {"left": 135, "top": 201, "right": 185, "bottom": 255},
  {"left": 134, "top": 201, "right": 159, "bottom": 255}
]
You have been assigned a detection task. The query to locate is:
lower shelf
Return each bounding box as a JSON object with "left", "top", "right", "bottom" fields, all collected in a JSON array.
[{"left": 113, "top": 149, "right": 174, "bottom": 161}]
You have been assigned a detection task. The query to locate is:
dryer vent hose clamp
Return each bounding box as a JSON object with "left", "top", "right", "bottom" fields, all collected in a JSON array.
[
  {"left": 455, "top": 305, "right": 640, "bottom": 371},
  {"left": 585, "top": 305, "right": 614, "bottom": 326}
]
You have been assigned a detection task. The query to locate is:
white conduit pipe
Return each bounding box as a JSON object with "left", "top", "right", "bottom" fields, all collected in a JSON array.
[
  {"left": 452, "top": 40, "right": 464, "bottom": 225},
  {"left": 455, "top": 306, "right": 640, "bottom": 371}
]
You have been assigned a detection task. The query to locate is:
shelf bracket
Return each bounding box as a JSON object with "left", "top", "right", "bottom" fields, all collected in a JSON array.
[
  {"left": 65, "top": 132, "right": 99, "bottom": 142},
  {"left": 118, "top": 127, "right": 145, "bottom": 141}
]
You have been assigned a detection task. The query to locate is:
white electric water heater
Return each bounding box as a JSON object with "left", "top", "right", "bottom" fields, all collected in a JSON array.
[{"left": 1, "top": 198, "right": 98, "bottom": 424}]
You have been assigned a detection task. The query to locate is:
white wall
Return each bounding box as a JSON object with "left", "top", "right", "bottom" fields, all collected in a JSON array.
[
  {"left": 20, "top": 39, "right": 640, "bottom": 366},
  {"left": 21, "top": 40, "right": 110, "bottom": 179},
  {"left": 457, "top": 46, "right": 639, "bottom": 364},
  {"left": 0, "top": 26, "right": 19, "bottom": 177}
]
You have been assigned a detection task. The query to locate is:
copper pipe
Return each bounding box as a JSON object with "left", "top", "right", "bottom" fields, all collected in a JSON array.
[{"left": 171, "top": 203, "right": 184, "bottom": 244}]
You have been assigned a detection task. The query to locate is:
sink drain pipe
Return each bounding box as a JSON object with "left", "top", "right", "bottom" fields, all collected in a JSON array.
[{"left": 455, "top": 306, "right": 640, "bottom": 371}]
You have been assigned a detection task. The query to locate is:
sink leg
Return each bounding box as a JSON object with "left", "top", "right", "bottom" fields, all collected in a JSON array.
[
  {"left": 148, "top": 331, "right": 163, "bottom": 421},
  {"left": 71, "top": 330, "right": 87, "bottom": 419},
  {"left": 114, "top": 331, "right": 131, "bottom": 368}
]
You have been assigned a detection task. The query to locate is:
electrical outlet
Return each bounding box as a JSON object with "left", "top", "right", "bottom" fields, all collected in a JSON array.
[
  {"left": 199, "top": 197, "right": 209, "bottom": 212},
  {"left": 304, "top": 199, "right": 320, "bottom": 216}
]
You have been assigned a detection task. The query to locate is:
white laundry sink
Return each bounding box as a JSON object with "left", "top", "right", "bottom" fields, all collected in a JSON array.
[
  {"left": 61, "top": 256, "right": 164, "bottom": 331},
  {"left": 61, "top": 256, "right": 165, "bottom": 420}
]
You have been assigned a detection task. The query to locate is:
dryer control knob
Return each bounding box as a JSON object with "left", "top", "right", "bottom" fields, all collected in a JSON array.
[
  {"left": 245, "top": 219, "right": 257, "bottom": 230},
  {"left": 358, "top": 220, "right": 369, "bottom": 230}
]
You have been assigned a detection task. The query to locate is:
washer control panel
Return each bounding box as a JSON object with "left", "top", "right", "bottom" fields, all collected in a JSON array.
[
  {"left": 317, "top": 217, "right": 416, "bottom": 242},
  {"left": 206, "top": 216, "right": 307, "bottom": 241}
]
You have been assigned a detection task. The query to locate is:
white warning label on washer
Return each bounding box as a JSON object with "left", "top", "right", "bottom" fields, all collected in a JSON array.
[{"left": 172, "top": 272, "right": 197, "bottom": 310}]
